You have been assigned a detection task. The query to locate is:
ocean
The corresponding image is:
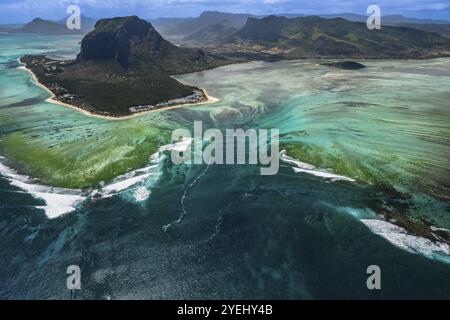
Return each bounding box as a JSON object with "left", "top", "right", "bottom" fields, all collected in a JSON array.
[{"left": 0, "top": 33, "right": 449, "bottom": 299}]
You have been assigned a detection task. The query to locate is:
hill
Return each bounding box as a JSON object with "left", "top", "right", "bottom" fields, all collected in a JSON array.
[
  {"left": 16, "top": 16, "right": 96, "bottom": 35},
  {"left": 320, "top": 13, "right": 450, "bottom": 38},
  {"left": 217, "top": 15, "right": 450, "bottom": 60},
  {"left": 151, "top": 12, "right": 450, "bottom": 48},
  {"left": 19, "top": 18, "right": 77, "bottom": 34},
  {"left": 321, "top": 13, "right": 450, "bottom": 25}
]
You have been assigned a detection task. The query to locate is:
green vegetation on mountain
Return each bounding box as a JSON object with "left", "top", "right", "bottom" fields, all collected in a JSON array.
[{"left": 397, "top": 23, "right": 450, "bottom": 39}]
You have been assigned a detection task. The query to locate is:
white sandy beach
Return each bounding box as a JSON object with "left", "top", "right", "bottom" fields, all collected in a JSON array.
[{"left": 18, "top": 63, "right": 220, "bottom": 121}]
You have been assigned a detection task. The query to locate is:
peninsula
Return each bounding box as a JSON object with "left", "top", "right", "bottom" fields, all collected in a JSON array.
[{"left": 20, "top": 16, "right": 232, "bottom": 117}]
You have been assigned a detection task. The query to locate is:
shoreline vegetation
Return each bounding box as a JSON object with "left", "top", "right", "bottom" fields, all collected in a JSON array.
[{"left": 18, "top": 62, "right": 220, "bottom": 121}]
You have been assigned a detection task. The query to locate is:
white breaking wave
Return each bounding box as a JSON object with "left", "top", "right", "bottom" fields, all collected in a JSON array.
[
  {"left": 280, "top": 150, "right": 356, "bottom": 182},
  {"left": 97, "top": 165, "right": 157, "bottom": 197},
  {"left": 96, "top": 153, "right": 164, "bottom": 201},
  {"left": 361, "top": 219, "right": 450, "bottom": 263},
  {"left": 0, "top": 138, "right": 193, "bottom": 219},
  {"left": 0, "top": 159, "right": 85, "bottom": 219},
  {"left": 159, "top": 137, "right": 193, "bottom": 153}
]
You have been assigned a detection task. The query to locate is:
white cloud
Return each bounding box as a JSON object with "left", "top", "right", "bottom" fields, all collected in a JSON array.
[{"left": 0, "top": 0, "right": 448, "bottom": 23}]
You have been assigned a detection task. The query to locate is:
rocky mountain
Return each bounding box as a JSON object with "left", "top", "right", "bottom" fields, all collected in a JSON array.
[
  {"left": 77, "top": 16, "right": 228, "bottom": 72},
  {"left": 219, "top": 15, "right": 450, "bottom": 59}
]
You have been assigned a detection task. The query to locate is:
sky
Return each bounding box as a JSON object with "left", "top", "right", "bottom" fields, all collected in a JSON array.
[{"left": 0, "top": 0, "right": 449, "bottom": 24}]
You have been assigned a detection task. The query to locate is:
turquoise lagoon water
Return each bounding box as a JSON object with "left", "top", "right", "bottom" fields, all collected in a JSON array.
[{"left": 0, "top": 33, "right": 449, "bottom": 299}]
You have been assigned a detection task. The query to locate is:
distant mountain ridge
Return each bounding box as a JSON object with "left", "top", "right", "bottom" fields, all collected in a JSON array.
[
  {"left": 150, "top": 11, "right": 450, "bottom": 48},
  {"left": 217, "top": 15, "right": 450, "bottom": 59},
  {"left": 4, "top": 11, "right": 450, "bottom": 37},
  {"left": 321, "top": 13, "right": 450, "bottom": 25},
  {"left": 321, "top": 13, "right": 450, "bottom": 37}
]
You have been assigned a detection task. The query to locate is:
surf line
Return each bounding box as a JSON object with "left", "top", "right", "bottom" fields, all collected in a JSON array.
[
  {"left": 0, "top": 139, "right": 190, "bottom": 219},
  {"left": 280, "top": 150, "right": 356, "bottom": 182}
]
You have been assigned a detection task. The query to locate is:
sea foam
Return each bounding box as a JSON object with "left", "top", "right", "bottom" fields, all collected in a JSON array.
[
  {"left": 280, "top": 150, "right": 355, "bottom": 182},
  {"left": 0, "top": 159, "right": 85, "bottom": 219},
  {"left": 361, "top": 219, "right": 450, "bottom": 263}
]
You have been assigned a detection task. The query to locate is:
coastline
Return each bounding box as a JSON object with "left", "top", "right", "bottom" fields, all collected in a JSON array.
[{"left": 18, "top": 63, "right": 220, "bottom": 121}]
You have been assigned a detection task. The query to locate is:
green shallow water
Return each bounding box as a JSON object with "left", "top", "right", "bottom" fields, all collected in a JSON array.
[
  {"left": 177, "top": 59, "right": 450, "bottom": 230},
  {"left": 178, "top": 59, "right": 450, "bottom": 201}
]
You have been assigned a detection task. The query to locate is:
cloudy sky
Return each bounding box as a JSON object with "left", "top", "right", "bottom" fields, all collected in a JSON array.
[{"left": 0, "top": 0, "right": 449, "bottom": 23}]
